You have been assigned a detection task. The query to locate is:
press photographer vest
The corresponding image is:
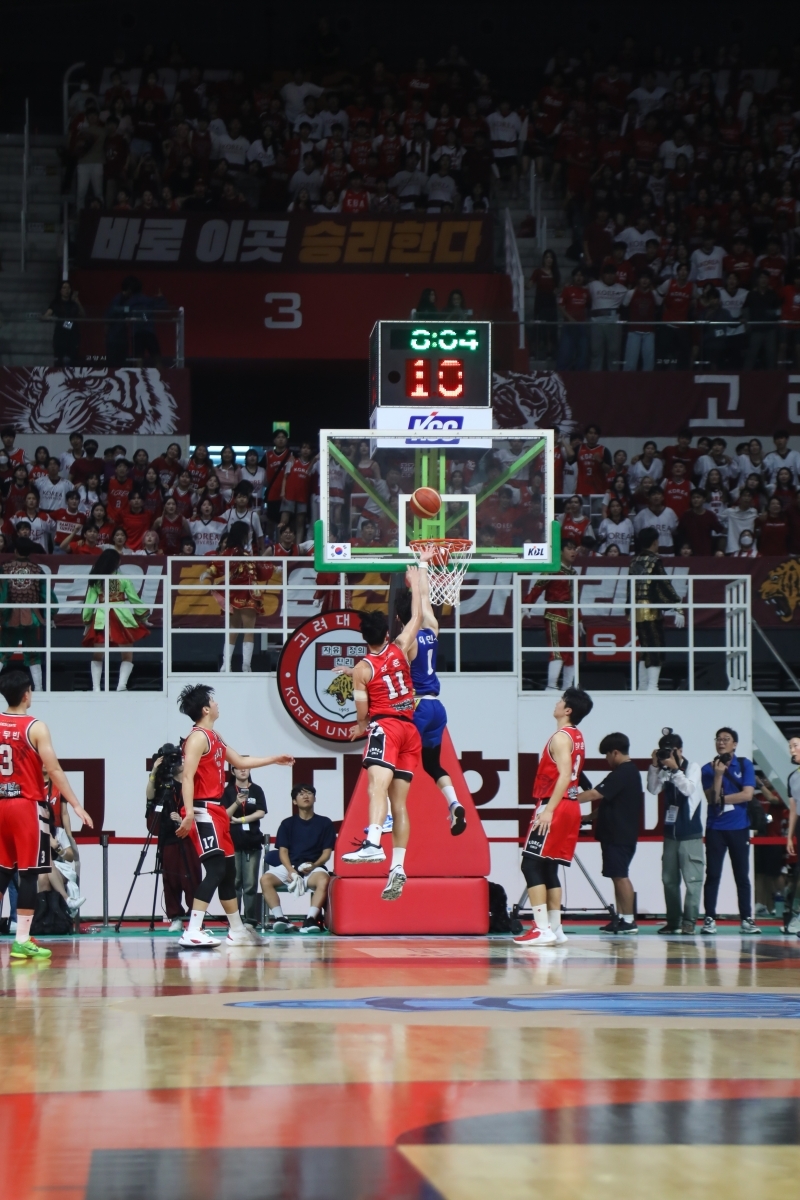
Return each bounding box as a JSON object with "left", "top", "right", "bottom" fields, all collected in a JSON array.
[{"left": 662, "top": 762, "right": 703, "bottom": 841}]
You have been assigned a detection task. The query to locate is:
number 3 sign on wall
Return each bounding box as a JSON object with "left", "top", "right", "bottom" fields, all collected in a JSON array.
[{"left": 264, "top": 292, "right": 303, "bottom": 329}]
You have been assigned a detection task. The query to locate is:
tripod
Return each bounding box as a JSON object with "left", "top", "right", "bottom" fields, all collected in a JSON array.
[
  {"left": 116, "top": 804, "right": 194, "bottom": 932},
  {"left": 510, "top": 852, "right": 617, "bottom": 927}
]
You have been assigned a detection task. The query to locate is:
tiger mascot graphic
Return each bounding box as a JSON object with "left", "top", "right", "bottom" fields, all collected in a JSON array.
[
  {"left": 759, "top": 560, "right": 800, "bottom": 622},
  {"left": 325, "top": 672, "right": 355, "bottom": 708}
]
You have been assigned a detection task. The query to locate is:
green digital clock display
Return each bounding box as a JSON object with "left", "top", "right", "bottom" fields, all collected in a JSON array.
[{"left": 389, "top": 326, "right": 481, "bottom": 352}]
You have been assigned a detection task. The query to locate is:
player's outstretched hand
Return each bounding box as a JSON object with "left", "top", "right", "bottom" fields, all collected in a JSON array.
[
  {"left": 532, "top": 807, "right": 554, "bottom": 833},
  {"left": 269, "top": 754, "right": 295, "bottom": 766},
  {"left": 74, "top": 806, "right": 94, "bottom": 828}
]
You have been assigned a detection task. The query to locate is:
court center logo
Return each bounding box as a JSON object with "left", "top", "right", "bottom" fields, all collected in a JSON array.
[{"left": 277, "top": 610, "right": 367, "bottom": 742}]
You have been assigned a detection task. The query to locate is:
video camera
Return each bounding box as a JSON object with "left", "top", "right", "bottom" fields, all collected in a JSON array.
[
  {"left": 657, "top": 727, "right": 682, "bottom": 766},
  {"left": 145, "top": 742, "right": 183, "bottom": 832}
]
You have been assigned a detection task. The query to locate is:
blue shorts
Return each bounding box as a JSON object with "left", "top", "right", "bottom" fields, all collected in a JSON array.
[{"left": 413, "top": 697, "right": 447, "bottom": 748}]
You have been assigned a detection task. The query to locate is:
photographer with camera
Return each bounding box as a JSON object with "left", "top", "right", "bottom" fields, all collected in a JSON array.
[
  {"left": 647, "top": 728, "right": 704, "bottom": 935},
  {"left": 223, "top": 765, "right": 266, "bottom": 928},
  {"left": 701, "top": 727, "right": 760, "bottom": 936},
  {"left": 576, "top": 732, "right": 644, "bottom": 935},
  {"left": 146, "top": 744, "right": 201, "bottom": 933}
]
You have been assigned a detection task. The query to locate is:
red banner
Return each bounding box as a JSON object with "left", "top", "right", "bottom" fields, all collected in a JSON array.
[
  {"left": 72, "top": 271, "right": 511, "bottom": 360},
  {"left": 76, "top": 212, "right": 493, "bottom": 273},
  {"left": 0, "top": 367, "right": 190, "bottom": 435},
  {"left": 492, "top": 370, "right": 800, "bottom": 436}
]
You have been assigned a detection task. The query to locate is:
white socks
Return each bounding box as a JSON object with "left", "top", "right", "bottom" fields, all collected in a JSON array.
[
  {"left": 117, "top": 661, "right": 133, "bottom": 691},
  {"left": 562, "top": 666, "right": 574, "bottom": 689},
  {"left": 308, "top": 906, "right": 320, "bottom": 919},
  {"left": 548, "top": 908, "right": 562, "bottom": 931},
  {"left": 391, "top": 847, "right": 407, "bottom": 872},
  {"left": 188, "top": 909, "right": 205, "bottom": 933},
  {"left": 532, "top": 903, "right": 550, "bottom": 932},
  {"left": 15, "top": 913, "right": 32, "bottom": 944},
  {"left": 91, "top": 661, "right": 103, "bottom": 692},
  {"left": 442, "top": 784, "right": 458, "bottom": 810},
  {"left": 646, "top": 666, "right": 661, "bottom": 691},
  {"left": 367, "top": 823, "right": 383, "bottom": 846},
  {"left": 270, "top": 906, "right": 284, "bottom": 919},
  {"left": 223, "top": 640, "right": 234, "bottom": 672},
  {"left": 242, "top": 640, "right": 254, "bottom": 671},
  {"left": 227, "top": 910, "right": 244, "bottom": 933},
  {"left": 546, "top": 660, "right": 562, "bottom": 689},
  {"left": 620, "top": 912, "right": 634, "bottom": 924},
  {"left": 30, "top": 664, "right": 42, "bottom": 691}
]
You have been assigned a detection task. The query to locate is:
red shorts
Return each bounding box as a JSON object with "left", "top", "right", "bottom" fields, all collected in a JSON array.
[
  {"left": 181, "top": 801, "right": 234, "bottom": 860},
  {"left": 546, "top": 616, "right": 575, "bottom": 667},
  {"left": 0, "top": 798, "right": 51, "bottom": 873},
  {"left": 523, "top": 797, "right": 581, "bottom": 865},
  {"left": 362, "top": 717, "right": 422, "bottom": 782}
]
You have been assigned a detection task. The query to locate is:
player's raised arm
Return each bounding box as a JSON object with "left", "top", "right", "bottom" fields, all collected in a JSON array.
[
  {"left": 30, "top": 721, "right": 94, "bottom": 828},
  {"left": 532, "top": 730, "right": 574, "bottom": 833},
  {"left": 416, "top": 550, "right": 439, "bottom": 636},
  {"left": 395, "top": 565, "right": 424, "bottom": 657}
]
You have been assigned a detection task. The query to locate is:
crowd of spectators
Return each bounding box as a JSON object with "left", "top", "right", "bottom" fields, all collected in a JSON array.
[
  {"left": 65, "top": 43, "right": 504, "bottom": 217},
  {"left": 0, "top": 427, "right": 316, "bottom": 561},
  {"left": 527, "top": 42, "right": 800, "bottom": 368},
  {"left": 557, "top": 424, "right": 800, "bottom": 556}
]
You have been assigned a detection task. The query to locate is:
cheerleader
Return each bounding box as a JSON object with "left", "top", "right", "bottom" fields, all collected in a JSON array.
[{"left": 82, "top": 548, "right": 149, "bottom": 692}]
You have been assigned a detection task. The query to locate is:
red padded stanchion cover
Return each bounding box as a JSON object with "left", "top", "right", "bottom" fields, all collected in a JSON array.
[
  {"left": 327, "top": 876, "right": 489, "bottom": 935},
  {"left": 335, "top": 729, "right": 490, "bottom": 878}
]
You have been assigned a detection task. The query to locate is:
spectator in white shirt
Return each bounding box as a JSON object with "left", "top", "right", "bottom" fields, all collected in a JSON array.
[
  {"left": 59, "top": 433, "right": 85, "bottom": 480},
  {"left": 390, "top": 153, "right": 428, "bottom": 208},
  {"left": 659, "top": 129, "right": 694, "bottom": 170},
  {"left": 689, "top": 235, "right": 726, "bottom": 285},
  {"left": 736, "top": 438, "right": 768, "bottom": 488},
  {"left": 246, "top": 129, "right": 276, "bottom": 169},
  {"left": 633, "top": 486, "right": 678, "bottom": 551},
  {"left": 618, "top": 215, "right": 659, "bottom": 259},
  {"left": 211, "top": 118, "right": 250, "bottom": 169},
  {"left": 280, "top": 70, "right": 324, "bottom": 124},
  {"left": 34, "top": 458, "right": 72, "bottom": 512},
  {"left": 485, "top": 100, "right": 522, "bottom": 182},
  {"left": 587, "top": 265, "right": 628, "bottom": 370},
  {"left": 425, "top": 159, "right": 460, "bottom": 209},
  {"left": 289, "top": 153, "right": 323, "bottom": 202},
  {"left": 724, "top": 489, "right": 757, "bottom": 553},
  {"left": 628, "top": 73, "right": 667, "bottom": 117},
  {"left": 763, "top": 430, "right": 800, "bottom": 485},
  {"left": 318, "top": 94, "right": 349, "bottom": 139},
  {"left": 695, "top": 438, "right": 736, "bottom": 488},
  {"left": 628, "top": 442, "right": 664, "bottom": 487},
  {"left": 293, "top": 95, "right": 323, "bottom": 141}
]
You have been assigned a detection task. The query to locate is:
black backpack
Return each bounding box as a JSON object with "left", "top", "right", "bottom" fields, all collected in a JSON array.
[
  {"left": 30, "top": 890, "right": 73, "bottom": 936},
  {"left": 488, "top": 881, "right": 513, "bottom": 934}
]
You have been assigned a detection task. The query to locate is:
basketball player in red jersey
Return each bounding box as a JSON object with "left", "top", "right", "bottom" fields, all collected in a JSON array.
[
  {"left": 525, "top": 538, "right": 579, "bottom": 691},
  {"left": 341, "top": 564, "right": 425, "bottom": 900},
  {"left": 0, "top": 668, "right": 94, "bottom": 959},
  {"left": 514, "top": 686, "right": 593, "bottom": 948},
  {"left": 176, "top": 684, "right": 294, "bottom": 948}
]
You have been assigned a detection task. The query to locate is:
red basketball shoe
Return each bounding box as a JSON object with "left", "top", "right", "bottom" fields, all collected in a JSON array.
[{"left": 513, "top": 925, "right": 557, "bottom": 947}]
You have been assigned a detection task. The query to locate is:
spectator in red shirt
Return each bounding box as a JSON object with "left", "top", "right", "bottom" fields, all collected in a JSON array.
[
  {"left": 755, "top": 236, "right": 788, "bottom": 293},
  {"left": 723, "top": 236, "right": 755, "bottom": 288},
  {"left": 623, "top": 274, "right": 662, "bottom": 370},
  {"left": 756, "top": 497, "right": 792, "bottom": 555},
  {"left": 557, "top": 267, "right": 590, "bottom": 370},
  {"left": 105, "top": 459, "right": 134, "bottom": 520},
  {"left": 340, "top": 171, "right": 370, "bottom": 213},
  {"left": 676, "top": 489, "right": 726, "bottom": 556},
  {"left": 530, "top": 248, "right": 559, "bottom": 360},
  {"left": 662, "top": 461, "right": 692, "bottom": 520},
  {"left": 559, "top": 494, "right": 595, "bottom": 551},
  {"left": 779, "top": 268, "right": 800, "bottom": 367},
  {"left": 120, "top": 491, "right": 152, "bottom": 550},
  {"left": 662, "top": 431, "right": 700, "bottom": 479},
  {"left": 152, "top": 443, "right": 183, "bottom": 490},
  {"left": 168, "top": 469, "right": 196, "bottom": 520},
  {"left": 575, "top": 424, "right": 612, "bottom": 495}
]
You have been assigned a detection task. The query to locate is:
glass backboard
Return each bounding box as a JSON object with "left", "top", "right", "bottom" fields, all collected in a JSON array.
[{"left": 314, "top": 428, "right": 558, "bottom": 573}]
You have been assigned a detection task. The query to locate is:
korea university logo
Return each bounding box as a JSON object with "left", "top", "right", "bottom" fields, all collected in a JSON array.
[{"left": 277, "top": 611, "right": 368, "bottom": 742}]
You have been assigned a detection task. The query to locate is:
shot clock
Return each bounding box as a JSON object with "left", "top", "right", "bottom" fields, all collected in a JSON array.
[{"left": 369, "top": 320, "right": 491, "bottom": 411}]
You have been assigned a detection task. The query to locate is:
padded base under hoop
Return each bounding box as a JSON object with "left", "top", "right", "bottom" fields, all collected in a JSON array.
[{"left": 326, "top": 876, "right": 489, "bottom": 936}]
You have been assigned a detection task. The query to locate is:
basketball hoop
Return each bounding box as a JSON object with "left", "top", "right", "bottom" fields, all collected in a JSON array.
[{"left": 408, "top": 538, "right": 474, "bottom": 606}]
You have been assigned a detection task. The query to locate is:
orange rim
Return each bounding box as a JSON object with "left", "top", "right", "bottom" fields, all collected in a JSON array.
[{"left": 409, "top": 539, "right": 473, "bottom": 553}]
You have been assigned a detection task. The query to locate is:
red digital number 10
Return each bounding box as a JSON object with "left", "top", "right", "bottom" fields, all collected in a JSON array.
[{"left": 405, "top": 358, "right": 464, "bottom": 400}]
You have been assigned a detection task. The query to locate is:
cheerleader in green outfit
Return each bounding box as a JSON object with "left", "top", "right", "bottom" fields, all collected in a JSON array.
[{"left": 82, "top": 548, "right": 149, "bottom": 691}]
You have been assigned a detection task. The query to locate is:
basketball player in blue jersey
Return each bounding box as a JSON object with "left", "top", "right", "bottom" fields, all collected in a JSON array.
[{"left": 396, "top": 570, "right": 467, "bottom": 836}]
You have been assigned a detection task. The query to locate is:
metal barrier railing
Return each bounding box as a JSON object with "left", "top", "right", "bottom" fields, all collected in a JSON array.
[
  {"left": 0, "top": 559, "right": 753, "bottom": 693},
  {"left": 517, "top": 571, "right": 751, "bottom": 693},
  {"left": 8, "top": 310, "right": 186, "bottom": 368}
]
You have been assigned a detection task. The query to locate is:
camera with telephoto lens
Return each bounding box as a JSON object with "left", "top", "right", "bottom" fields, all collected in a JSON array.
[
  {"left": 657, "top": 727, "right": 682, "bottom": 765},
  {"left": 146, "top": 742, "right": 183, "bottom": 832}
]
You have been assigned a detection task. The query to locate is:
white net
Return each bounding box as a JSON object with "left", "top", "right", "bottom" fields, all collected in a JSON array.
[{"left": 408, "top": 539, "right": 475, "bottom": 607}]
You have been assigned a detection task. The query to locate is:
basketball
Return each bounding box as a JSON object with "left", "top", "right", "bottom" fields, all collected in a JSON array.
[{"left": 409, "top": 486, "right": 442, "bottom": 519}]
